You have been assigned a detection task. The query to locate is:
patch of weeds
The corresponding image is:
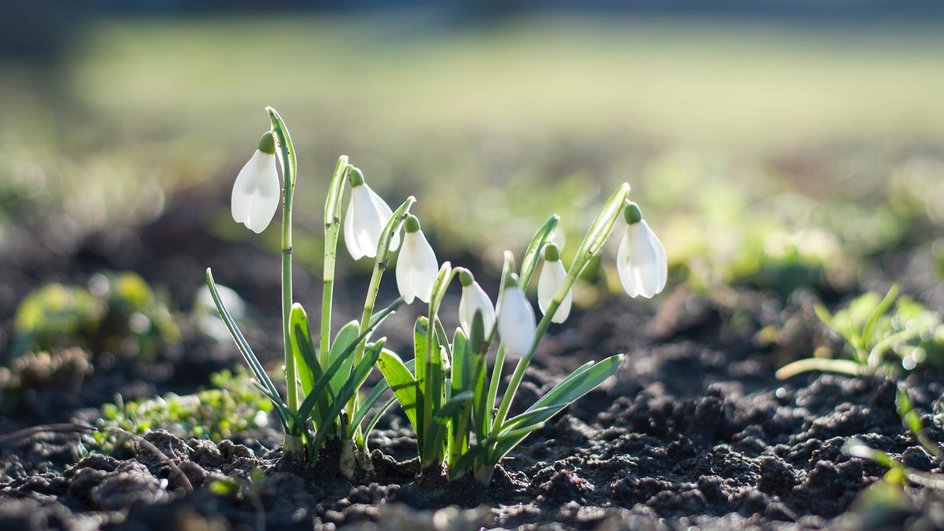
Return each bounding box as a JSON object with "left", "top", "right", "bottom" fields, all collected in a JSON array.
[
  {"left": 12, "top": 271, "right": 180, "bottom": 359},
  {"left": 92, "top": 369, "right": 271, "bottom": 451},
  {"left": 777, "top": 285, "right": 944, "bottom": 379}
]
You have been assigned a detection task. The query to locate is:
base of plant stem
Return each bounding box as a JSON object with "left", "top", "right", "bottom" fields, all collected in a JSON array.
[
  {"left": 355, "top": 446, "right": 375, "bottom": 475},
  {"left": 473, "top": 464, "right": 494, "bottom": 486},
  {"left": 340, "top": 438, "right": 356, "bottom": 480},
  {"left": 283, "top": 434, "right": 304, "bottom": 457}
]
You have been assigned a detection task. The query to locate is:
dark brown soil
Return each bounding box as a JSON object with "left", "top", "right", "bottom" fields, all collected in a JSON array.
[{"left": 3, "top": 187, "right": 944, "bottom": 530}]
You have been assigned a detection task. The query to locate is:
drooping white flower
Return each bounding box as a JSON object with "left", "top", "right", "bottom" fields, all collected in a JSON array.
[
  {"left": 458, "top": 270, "right": 496, "bottom": 338},
  {"left": 537, "top": 243, "right": 572, "bottom": 323},
  {"left": 616, "top": 203, "right": 667, "bottom": 299},
  {"left": 396, "top": 215, "right": 438, "bottom": 304},
  {"left": 497, "top": 275, "right": 536, "bottom": 359},
  {"left": 231, "top": 132, "right": 280, "bottom": 234},
  {"left": 343, "top": 168, "right": 400, "bottom": 260}
]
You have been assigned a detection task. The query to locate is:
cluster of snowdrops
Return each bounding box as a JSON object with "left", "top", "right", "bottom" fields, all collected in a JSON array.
[{"left": 208, "top": 108, "right": 667, "bottom": 484}]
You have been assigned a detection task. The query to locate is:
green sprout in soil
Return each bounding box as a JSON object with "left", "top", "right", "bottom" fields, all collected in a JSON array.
[
  {"left": 207, "top": 107, "right": 667, "bottom": 482},
  {"left": 844, "top": 387, "right": 944, "bottom": 525},
  {"left": 777, "top": 285, "right": 944, "bottom": 379},
  {"left": 93, "top": 369, "right": 271, "bottom": 451},
  {"left": 12, "top": 272, "right": 180, "bottom": 360}
]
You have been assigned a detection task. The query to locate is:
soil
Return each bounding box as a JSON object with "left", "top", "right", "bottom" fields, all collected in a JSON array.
[{"left": 3, "top": 185, "right": 944, "bottom": 530}]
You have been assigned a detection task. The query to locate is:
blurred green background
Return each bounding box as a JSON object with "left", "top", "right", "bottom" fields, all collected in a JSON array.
[{"left": 3, "top": 5, "right": 944, "bottom": 300}]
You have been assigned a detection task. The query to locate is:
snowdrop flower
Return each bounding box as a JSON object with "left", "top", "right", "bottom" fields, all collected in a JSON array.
[
  {"left": 616, "top": 203, "right": 667, "bottom": 299},
  {"left": 537, "top": 243, "right": 572, "bottom": 323},
  {"left": 343, "top": 168, "right": 400, "bottom": 260},
  {"left": 396, "top": 215, "right": 438, "bottom": 304},
  {"left": 497, "top": 275, "right": 536, "bottom": 359},
  {"left": 231, "top": 131, "right": 280, "bottom": 234},
  {"left": 458, "top": 270, "right": 496, "bottom": 338}
]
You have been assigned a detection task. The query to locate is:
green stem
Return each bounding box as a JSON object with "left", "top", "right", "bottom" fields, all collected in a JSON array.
[
  {"left": 320, "top": 157, "right": 350, "bottom": 370},
  {"left": 343, "top": 196, "right": 416, "bottom": 440},
  {"left": 775, "top": 358, "right": 866, "bottom": 379},
  {"left": 492, "top": 289, "right": 563, "bottom": 431},
  {"left": 483, "top": 345, "right": 505, "bottom": 438},
  {"left": 267, "top": 107, "right": 302, "bottom": 454}
]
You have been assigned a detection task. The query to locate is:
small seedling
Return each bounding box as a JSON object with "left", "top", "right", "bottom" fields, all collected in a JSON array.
[
  {"left": 777, "top": 285, "right": 944, "bottom": 379},
  {"left": 94, "top": 369, "right": 271, "bottom": 451},
  {"left": 844, "top": 387, "right": 944, "bottom": 505},
  {"left": 208, "top": 107, "right": 668, "bottom": 482},
  {"left": 12, "top": 272, "right": 180, "bottom": 359}
]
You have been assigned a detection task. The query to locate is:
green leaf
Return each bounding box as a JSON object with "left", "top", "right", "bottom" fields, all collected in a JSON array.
[
  {"left": 289, "top": 304, "right": 316, "bottom": 395},
  {"left": 266, "top": 107, "right": 297, "bottom": 189},
  {"left": 311, "top": 340, "right": 386, "bottom": 453},
  {"left": 324, "top": 156, "right": 349, "bottom": 227},
  {"left": 863, "top": 284, "right": 899, "bottom": 347},
  {"left": 436, "top": 391, "right": 474, "bottom": 420},
  {"left": 519, "top": 214, "right": 559, "bottom": 289},
  {"left": 327, "top": 321, "right": 360, "bottom": 395},
  {"left": 295, "top": 323, "right": 389, "bottom": 426},
  {"left": 377, "top": 350, "right": 420, "bottom": 432},
  {"left": 499, "top": 354, "right": 624, "bottom": 435},
  {"left": 352, "top": 355, "right": 414, "bottom": 430},
  {"left": 205, "top": 268, "right": 288, "bottom": 431},
  {"left": 355, "top": 358, "right": 417, "bottom": 448},
  {"left": 489, "top": 422, "right": 547, "bottom": 463},
  {"left": 571, "top": 183, "right": 630, "bottom": 275},
  {"left": 292, "top": 322, "right": 333, "bottom": 428}
]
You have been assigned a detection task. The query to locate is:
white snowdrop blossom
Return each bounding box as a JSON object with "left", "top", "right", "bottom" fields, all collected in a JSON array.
[
  {"left": 458, "top": 272, "right": 496, "bottom": 338},
  {"left": 616, "top": 203, "right": 667, "bottom": 299},
  {"left": 396, "top": 215, "right": 438, "bottom": 304},
  {"left": 537, "top": 244, "right": 572, "bottom": 323},
  {"left": 497, "top": 276, "right": 536, "bottom": 359},
  {"left": 343, "top": 170, "right": 401, "bottom": 260},
  {"left": 231, "top": 132, "right": 280, "bottom": 234}
]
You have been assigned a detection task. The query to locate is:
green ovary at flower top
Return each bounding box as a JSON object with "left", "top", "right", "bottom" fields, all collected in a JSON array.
[{"left": 207, "top": 107, "right": 670, "bottom": 484}]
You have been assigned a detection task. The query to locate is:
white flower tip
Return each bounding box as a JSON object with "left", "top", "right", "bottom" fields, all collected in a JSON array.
[{"left": 231, "top": 150, "right": 280, "bottom": 234}]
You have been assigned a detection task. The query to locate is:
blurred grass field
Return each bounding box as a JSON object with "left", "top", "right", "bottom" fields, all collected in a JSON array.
[{"left": 2, "top": 14, "right": 944, "bottom": 294}]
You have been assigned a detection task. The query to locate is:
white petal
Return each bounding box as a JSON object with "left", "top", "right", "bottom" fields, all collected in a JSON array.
[
  {"left": 616, "top": 226, "right": 640, "bottom": 297},
  {"left": 497, "top": 286, "right": 536, "bottom": 359},
  {"left": 343, "top": 194, "right": 365, "bottom": 260},
  {"left": 538, "top": 260, "right": 571, "bottom": 323},
  {"left": 397, "top": 230, "right": 439, "bottom": 304},
  {"left": 628, "top": 221, "right": 667, "bottom": 298},
  {"left": 365, "top": 185, "right": 400, "bottom": 252},
  {"left": 395, "top": 235, "right": 415, "bottom": 303},
  {"left": 349, "top": 185, "right": 383, "bottom": 258},
  {"left": 616, "top": 220, "right": 668, "bottom": 299},
  {"left": 459, "top": 281, "right": 496, "bottom": 338},
  {"left": 410, "top": 231, "right": 439, "bottom": 303},
  {"left": 231, "top": 151, "right": 280, "bottom": 234}
]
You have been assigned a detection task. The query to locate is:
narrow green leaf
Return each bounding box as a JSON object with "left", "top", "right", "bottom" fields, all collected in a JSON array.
[
  {"left": 292, "top": 322, "right": 334, "bottom": 428},
  {"left": 312, "top": 340, "right": 386, "bottom": 451},
  {"left": 205, "top": 268, "right": 288, "bottom": 430},
  {"left": 436, "top": 391, "right": 474, "bottom": 419},
  {"left": 571, "top": 183, "right": 630, "bottom": 274},
  {"left": 519, "top": 214, "right": 559, "bottom": 289},
  {"left": 490, "top": 422, "right": 547, "bottom": 462},
  {"left": 499, "top": 354, "right": 623, "bottom": 434},
  {"left": 353, "top": 358, "right": 417, "bottom": 433},
  {"left": 324, "top": 156, "right": 349, "bottom": 227},
  {"left": 863, "top": 284, "right": 899, "bottom": 347},
  {"left": 367, "top": 296, "right": 405, "bottom": 330}
]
